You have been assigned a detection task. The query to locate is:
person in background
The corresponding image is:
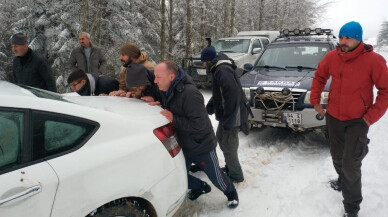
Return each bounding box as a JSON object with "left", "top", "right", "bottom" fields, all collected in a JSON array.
[
  {"left": 67, "top": 69, "right": 118, "bottom": 96},
  {"left": 68, "top": 32, "right": 106, "bottom": 76},
  {"left": 200, "top": 46, "right": 249, "bottom": 183},
  {"left": 153, "top": 60, "right": 239, "bottom": 208},
  {"left": 125, "top": 62, "right": 162, "bottom": 103},
  {"left": 109, "top": 42, "right": 154, "bottom": 97},
  {"left": 310, "top": 21, "right": 388, "bottom": 217},
  {"left": 11, "top": 33, "right": 57, "bottom": 92}
]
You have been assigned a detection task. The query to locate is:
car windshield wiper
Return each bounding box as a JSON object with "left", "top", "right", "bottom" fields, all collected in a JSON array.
[
  {"left": 257, "top": 65, "right": 287, "bottom": 70},
  {"left": 218, "top": 50, "right": 236, "bottom": 53},
  {"left": 285, "top": 66, "right": 316, "bottom": 70}
]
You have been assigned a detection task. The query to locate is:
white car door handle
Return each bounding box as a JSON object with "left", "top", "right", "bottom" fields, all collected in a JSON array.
[{"left": 0, "top": 185, "right": 42, "bottom": 207}]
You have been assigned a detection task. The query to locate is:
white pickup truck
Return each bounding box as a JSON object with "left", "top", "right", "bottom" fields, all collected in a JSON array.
[{"left": 211, "top": 35, "right": 271, "bottom": 68}]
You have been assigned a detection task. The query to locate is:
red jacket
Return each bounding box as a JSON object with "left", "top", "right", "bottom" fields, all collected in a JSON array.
[{"left": 310, "top": 42, "right": 388, "bottom": 125}]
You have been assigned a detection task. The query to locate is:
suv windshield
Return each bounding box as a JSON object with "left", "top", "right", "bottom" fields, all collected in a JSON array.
[
  {"left": 213, "top": 39, "right": 250, "bottom": 53},
  {"left": 255, "top": 43, "right": 330, "bottom": 69}
]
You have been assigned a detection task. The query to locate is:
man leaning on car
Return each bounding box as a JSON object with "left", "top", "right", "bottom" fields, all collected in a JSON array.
[{"left": 153, "top": 60, "right": 239, "bottom": 208}]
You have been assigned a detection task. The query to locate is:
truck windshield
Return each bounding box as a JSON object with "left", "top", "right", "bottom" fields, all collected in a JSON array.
[
  {"left": 213, "top": 39, "right": 250, "bottom": 53},
  {"left": 255, "top": 43, "right": 330, "bottom": 69}
]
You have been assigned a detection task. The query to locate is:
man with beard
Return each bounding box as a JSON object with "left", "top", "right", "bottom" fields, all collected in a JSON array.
[
  {"left": 109, "top": 43, "right": 154, "bottom": 97},
  {"left": 310, "top": 21, "right": 388, "bottom": 217},
  {"left": 11, "top": 33, "right": 57, "bottom": 92},
  {"left": 68, "top": 32, "right": 106, "bottom": 76}
]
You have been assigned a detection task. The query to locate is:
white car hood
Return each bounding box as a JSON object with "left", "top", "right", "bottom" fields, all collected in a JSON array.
[{"left": 63, "top": 96, "right": 164, "bottom": 116}]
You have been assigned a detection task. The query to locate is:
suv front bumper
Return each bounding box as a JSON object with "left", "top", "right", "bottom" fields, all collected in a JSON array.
[{"left": 249, "top": 107, "right": 326, "bottom": 131}]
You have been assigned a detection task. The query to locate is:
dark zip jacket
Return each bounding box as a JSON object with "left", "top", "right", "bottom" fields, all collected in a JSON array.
[
  {"left": 76, "top": 73, "right": 119, "bottom": 96},
  {"left": 207, "top": 52, "right": 249, "bottom": 134},
  {"left": 12, "top": 48, "right": 57, "bottom": 92},
  {"left": 162, "top": 69, "right": 217, "bottom": 157}
]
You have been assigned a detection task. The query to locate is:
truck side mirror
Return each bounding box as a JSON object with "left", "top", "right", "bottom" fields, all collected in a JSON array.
[{"left": 252, "top": 48, "right": 262, "bottom": 54}]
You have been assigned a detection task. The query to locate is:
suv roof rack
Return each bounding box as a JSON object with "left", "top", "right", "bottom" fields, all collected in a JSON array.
[{"left": 279, "top": 28, "right": 333, "bottom": 38}]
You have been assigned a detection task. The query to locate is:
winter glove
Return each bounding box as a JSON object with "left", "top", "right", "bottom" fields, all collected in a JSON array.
[{"left": 206, "top": 98, "right": 215, "bottom": 115}]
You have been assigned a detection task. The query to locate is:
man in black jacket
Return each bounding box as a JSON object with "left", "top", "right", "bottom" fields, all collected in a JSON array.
[
  {"left": 11, "top": 33, "right": 57, "bottom": 92},
  {"left": 67, "top": 69, "right": 119, "bottom": 96},
  {"left": 154, "top": 60, "right": 239, "bottom": 208},
  {"left": 201, "top": 47, "right": 249, "bottom": 183}
]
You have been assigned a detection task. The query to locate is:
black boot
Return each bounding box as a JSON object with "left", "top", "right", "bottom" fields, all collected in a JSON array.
[
  {"left": 189, "top": 163, "right": 203, "bottom": 173},
  {"left": 221, "top": 165, "right": 229, "bottom": 175},
  {"left": 344, "top": 212, "right": 358, "bottom": 217},
  {"left": 187, "top": 181, "right": 211, "bottom": 200},
  {"left": 225, "top": 190, "right": 239, "bottom": 208},
  {"left": 329, "top": 175, "right": 342, "bottom": 191}
]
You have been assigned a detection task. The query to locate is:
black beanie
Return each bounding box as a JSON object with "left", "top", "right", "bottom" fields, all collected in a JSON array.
[
  {"left": 11, "top": 33, "right": 28, "bottom": 45},
  {"left": 125, "top": 63, "right": 151, "bottom": 87},
  {"left": 201, "top": 46, "right": 216, "bottom": 62}
]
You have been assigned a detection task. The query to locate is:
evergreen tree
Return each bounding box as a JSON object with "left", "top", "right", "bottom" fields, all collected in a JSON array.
[{"left": 377, "top": 21, "right": 388, "bottom": 48}]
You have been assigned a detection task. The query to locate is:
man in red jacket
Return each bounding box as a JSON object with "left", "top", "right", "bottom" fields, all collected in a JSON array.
[{"left": 310, "top": 21, "right": 388, "bottom": 217}]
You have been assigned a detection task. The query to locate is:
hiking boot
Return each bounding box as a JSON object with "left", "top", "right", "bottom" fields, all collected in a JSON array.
[
  {"left": 187, "top": 181, "right": 211, "bottom": 200},
  {"left": 221, "top": 165, "right": 229, "bottom": 175},
  {"left": 225, "top": 190, "right": 239, "bottom": 208},
  {"left": 344, "top": 212, "right": 358, "bottom": 217},
  {"left": 330, "top": 176, "right": 342, "bottom": 191},
  {"left": 230, "top": 176, "right": 244, "bottom": 183},
  {"left": 189, "top": 163, "right": 202, "bottom": 173}
]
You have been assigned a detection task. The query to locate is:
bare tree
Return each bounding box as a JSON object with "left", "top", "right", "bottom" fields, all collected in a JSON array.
[
  {"left": 230, "top": 0, "right": 235, "bottom": 36},
  {"left": 185, "top": 0, "right": 192, "bottom": 59},
  {"left": 160, "top": 0, "right": 166, "bottom": 60},
  {"left": 168, "top": 0, "right": 173, "bottom": 59}
]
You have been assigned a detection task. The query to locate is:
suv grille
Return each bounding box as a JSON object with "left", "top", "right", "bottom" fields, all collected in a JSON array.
[{"left": 253, "top": 90, "right": 304, "bottom": 111}]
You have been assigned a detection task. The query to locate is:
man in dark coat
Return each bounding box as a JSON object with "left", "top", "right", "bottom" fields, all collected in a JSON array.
[
  {"left": 201, "top": 47, "right": 249, "bottom": 183},
  {"left": 67, "top": 69, "right": 119, "bottom": 96},
  {"left": 154, "top": 60, "right": 239, "bottom": 208},
  {"left": 125, "top": 62, "right": 162, "bottom": 103},
  {"left": 11, "top": 33, "right": 57, "bottom": 92}
]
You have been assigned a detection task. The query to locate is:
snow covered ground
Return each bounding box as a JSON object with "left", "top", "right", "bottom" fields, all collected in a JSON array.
[{"left": 173, "top": 49, "right": 388, "bottom": 217}]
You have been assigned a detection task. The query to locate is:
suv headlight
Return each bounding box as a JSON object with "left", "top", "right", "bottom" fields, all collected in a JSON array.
[
  {"left": 243, "top": 87, "right": 251, "bottom": 101},
  {"left": 304, "top": 91, "right": 329, "bottom": 105}
]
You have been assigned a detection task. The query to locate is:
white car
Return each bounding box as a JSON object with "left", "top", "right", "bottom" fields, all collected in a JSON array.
[{"left": 0, "top": 81, "right": 187, "bottom": 217}]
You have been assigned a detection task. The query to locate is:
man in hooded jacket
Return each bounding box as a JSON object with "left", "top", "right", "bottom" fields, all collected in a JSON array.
[
  {"left": 200, "top": 47, "right": 249, "bottom": 183},
  {"left": 153, "top": 60, "right": 239, "bottom": 208},
  {"left": 67, "top": 69, "right": 119, "bottom": 96},
  {"left": 311, "top": 21, "right": 388, "bottom": 217}
]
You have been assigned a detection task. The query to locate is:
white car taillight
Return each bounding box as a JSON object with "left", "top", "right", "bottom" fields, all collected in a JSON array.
[{"left": 153, "top": 123, "right": 181, "bottom": 158}]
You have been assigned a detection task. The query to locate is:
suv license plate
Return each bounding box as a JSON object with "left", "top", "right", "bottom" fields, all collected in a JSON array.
[
  {"left": 197, "top": 69, "right": 207, "bottom": 75},
  {"left": 285, "top": 113, "right": 302, "bottom": 125}
]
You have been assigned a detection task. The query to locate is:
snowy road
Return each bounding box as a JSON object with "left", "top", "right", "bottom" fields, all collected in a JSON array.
[{"left": 173, "top": 49, "right": 388, "bottom": 217}]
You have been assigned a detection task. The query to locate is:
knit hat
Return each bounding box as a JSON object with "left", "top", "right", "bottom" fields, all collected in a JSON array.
[
  {"left": 120, "top": 43, "right": 141, "bottom": 58},
  {"left": 125, "top": 63, "right": 151, "bottom": 87},
  {"left": 11, "top": 33, "right": 28, "bottom": 45},
  {"left": 200, "top": 47, "right": 217, "bottom": 62},
  {"left": 339, "top": 21, "right": 363, "bottom": 41}
]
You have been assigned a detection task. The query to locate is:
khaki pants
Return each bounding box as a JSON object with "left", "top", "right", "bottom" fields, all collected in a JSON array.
[{"left": 325, "top": 113, "right": 369, "bottom": 214}]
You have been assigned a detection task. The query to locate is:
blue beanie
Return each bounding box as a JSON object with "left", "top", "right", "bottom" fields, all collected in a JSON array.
[
  {"left": 200, "top": 47, "right": 216, "bottom": 62},
  {"left": 339, "top": 21, "right": 363, "bottom": 41}
]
